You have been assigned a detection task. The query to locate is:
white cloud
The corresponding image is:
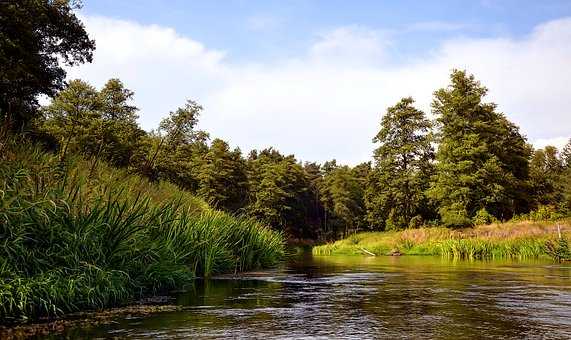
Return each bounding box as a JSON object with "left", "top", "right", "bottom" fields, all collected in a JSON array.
[
  {"left": 67, "top": 15, "right": 229, "bottom": 129},
  {"left": 308, "top": 26, "right": 390, "bottom": 66},
  {"left": 68, "top": 15, "right": 571, "bottom": 164},
  {"left": 534, "top": 137, "right": 569, "bottom": 151}
]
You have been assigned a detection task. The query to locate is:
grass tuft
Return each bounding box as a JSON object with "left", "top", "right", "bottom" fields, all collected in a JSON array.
[{"left": 0, "top": 137, "right": 284, "bottom": 321}]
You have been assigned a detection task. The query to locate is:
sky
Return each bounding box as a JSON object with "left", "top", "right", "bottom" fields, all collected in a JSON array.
[{"left": 67, "top": 0, "right": 571, "bottom": 164}]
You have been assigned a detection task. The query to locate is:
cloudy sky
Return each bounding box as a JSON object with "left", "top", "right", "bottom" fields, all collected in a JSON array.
[{"left": 68, "top": 0, "right": 571, "bottom": 164}]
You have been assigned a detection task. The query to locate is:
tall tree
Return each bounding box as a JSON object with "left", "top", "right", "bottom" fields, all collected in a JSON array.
[
  {"left": 365, "top": 97, "right": 434, "bottom": 230},
  {"left": 1, "top": 0, "right": 94, "bottom": 131},
  {"left": 147, "top": 100, "right": 204, "bottom": 180},
  {"left": 41, "top": 79, "right": 100, "bottom": 160},
  {"left": 196, "top": 139, "right": 249, "bottom": 211},
  {"left": 321, "top": 163, "right": 367, "bottom": 237},
  {"left": 562, "top": 139, "right": 571, "bottom": 212},
  {"left": 246, "top": 149, "right": 310, "bottom": 237},
  {"left": 427, "top": 70, "right": 530, "bottom": 226},
  {"left": 528, "top": 146, "right": 565, "bottom": 207},
  {"left": 97, "top": 78, "right": 143, "bottom": 166}
]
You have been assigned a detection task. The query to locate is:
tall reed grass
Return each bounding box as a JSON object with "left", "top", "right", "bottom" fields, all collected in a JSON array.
[
  {"left": 0, "top": 137, "right": 284, "bottom": 321},
  {"left": 312, "top": 221, "right": 570, "bottom": 261}
]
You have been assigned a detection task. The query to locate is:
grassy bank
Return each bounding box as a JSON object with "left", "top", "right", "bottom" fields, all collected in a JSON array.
[
  {"left": 312, "top": 221, "right": 571, "bottom": 260},
  {"left": 0, "top": 138, "right": 284, "bottom": 322}
]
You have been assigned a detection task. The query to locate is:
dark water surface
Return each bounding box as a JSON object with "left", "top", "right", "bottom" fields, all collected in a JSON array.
[{"left": 66, "top": 255, "right": 570, "bottom": 339}]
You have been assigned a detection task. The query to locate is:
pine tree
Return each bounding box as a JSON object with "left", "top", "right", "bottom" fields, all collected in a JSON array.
[
  {"left": 246, "top": 149, "right": 310, "bottom": 236},
  {"left": 365, "top": 97, "right": 434, "bottom": 230},
  {"left": 427, "top": 70, "right": 530, "bottom": 226},
  {"left": 196, "top": 139, "right": 249, "bottom": 211}
]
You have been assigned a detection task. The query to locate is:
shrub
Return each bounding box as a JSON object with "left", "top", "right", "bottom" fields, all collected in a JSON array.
[
  {"left": 440, "top": 205, "right": 471, "bottom": 227},
  {"left": 472, "top": 208, "right": 497, "bottom": 226},
  {"left": 545, "top": 238, "right": 571, "bottom": 262},
  {"left": 408, "top": 215, "right": 423, "bottom": 229}
]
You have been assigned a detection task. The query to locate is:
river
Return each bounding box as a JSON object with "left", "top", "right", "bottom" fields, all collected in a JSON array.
[{"left": 58, "top": 254, "right": 570, "bottom": 339}]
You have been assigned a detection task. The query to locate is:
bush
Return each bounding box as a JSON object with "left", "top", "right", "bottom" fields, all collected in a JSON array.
[
  {"left": 513, "top": 205, "right": 566, "bottom": 222},
  {"left": 408, "top": 215, "right": 423, "bottom": 228},
  {"left": 545, "top": 238, "right": 571, "bottom": 262},
  {"left": 440, "top": 205, "right": 471, "bottom": 227},
  {"left": 472, "top": 208, "right": 497, "bottom": 226}
]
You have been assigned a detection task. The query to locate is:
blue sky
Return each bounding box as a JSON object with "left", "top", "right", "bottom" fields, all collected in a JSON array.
[
  {"left": 70, "top": 1, "right": 571, "bottom": 164},
  {"left": 81, "top": 0, "right": 571, "bottom": 61}
]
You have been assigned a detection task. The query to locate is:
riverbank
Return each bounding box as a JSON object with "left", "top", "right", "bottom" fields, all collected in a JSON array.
[
  {"left": 0, "top": 138, "right": 284, "bottom": 322},
  {"left": 312, "top": 220, "right": 571, "bottom": 260}
]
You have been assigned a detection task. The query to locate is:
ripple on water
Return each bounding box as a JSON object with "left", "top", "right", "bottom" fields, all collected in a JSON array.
[{"left": 48, "top": 256, "right": 571, "bottom": 339}]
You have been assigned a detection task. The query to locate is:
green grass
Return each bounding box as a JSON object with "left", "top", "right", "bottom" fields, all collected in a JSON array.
[
  {"left": 313, "top": 221, "right": 570, "bottom": 261},
  {"left": 0, "top": 137, "right": 284, "bottom": 321}
]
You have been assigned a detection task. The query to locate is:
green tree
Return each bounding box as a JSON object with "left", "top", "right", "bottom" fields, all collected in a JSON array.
[
  {"left": 42, "top": 79, "right": 100, "bottom": 160},
  {"left": 146, "top": 100, "right": 204, "bottom": 180},
  {"left": 246, "top": 149, "right": 310, "bottom": 237},
  {"left": 365, "top": 97, "right": 434, "bottom": 230},
  {"left": 321, "top": 162, "right": 367, "bottom": 237},
  {"left": 529, "top": 146, "right": 565, "bottom": 207},
  {"left": 1, "top": 0, "right": 94, "bottom": 131},
  {"left": 562, "top": 139, "right": 571, "bottom": 212},
  {"left": 562, "top": 139, "right": 571, "bottom": 168},
  {"left": 427, "top": 70, "right": 530, "bottom": 226},
  {"left": 96, "top": 78, "right": 143, "bottom": 167},
  {"left": 196, "top": 139, "right": 249, "bottom": 211}
]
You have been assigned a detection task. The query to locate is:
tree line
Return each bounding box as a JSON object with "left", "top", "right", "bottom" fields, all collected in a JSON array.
[
  {"left": 31, "top": 72, "right": 571, "bottom": 238},
  {"left": 2, "top": 1, "right": 571, "bottom": 240}
]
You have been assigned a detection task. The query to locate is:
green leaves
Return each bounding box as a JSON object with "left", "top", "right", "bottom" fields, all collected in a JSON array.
[
  {"left": 428, "top": 70, "right": 531, "bottom": 226},
  {"left": 41, "top": 78, "right": 144, "bottom": 166},
  {"left": 0, "top": 137, "right": 284, "bottom": 320},
  {"left": 0, "top": 0, "right": 95, "bottom": 131},
  {"left": 366, "top": 97, "right": 434, "bottom": 230}
]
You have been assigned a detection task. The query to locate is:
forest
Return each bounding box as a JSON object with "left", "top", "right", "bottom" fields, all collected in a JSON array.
[
  {"left": 3, "top": 1, "right": 571, "bottom": 242},
  {"left": 1, "top": 0, "right": 571, "bottom": 324},
  {"left": 28, "top": 72, "right": 571, "bottom": 241}
]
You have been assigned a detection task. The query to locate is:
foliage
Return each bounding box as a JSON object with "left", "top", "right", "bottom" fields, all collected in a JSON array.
[
  {"left": 545, "top": 238, "right": 571, "bottom": 262},
  {"left": 320, "top": 162, "right": 368, "bottom": 238},
  {"left": 41, "top": 79, "right": 145, "bottom": 167},
  {"left": 365, "top": 97, "right": 434, "bottom": 230},
  {"left": 472, "top": 208, "right": 497, "bottom": 226},
  {"left": 0, "top": 137, "right": 284, "bottom": 321},
  {"left": 427, "top": 70, "right": 531, "bottom": 226},
  {"left": 196, "top": 139, "right": 249, "bottom": 211},
  {"left": 528, "top": 146, "right": 566, "bottom": 208},
  {"left": 513, "top": 205, "right": 565, "bottom": 222},
  {"left": 0, "top": 0, "right": 95, "bottom": 131},
  {"left": 246, "top": 148, "right": 312, "bottom": 237}
]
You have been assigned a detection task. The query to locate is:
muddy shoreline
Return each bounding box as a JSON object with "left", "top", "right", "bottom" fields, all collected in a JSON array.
[{"left": 0, "top": 301, "right": 180, "bottom": 339}]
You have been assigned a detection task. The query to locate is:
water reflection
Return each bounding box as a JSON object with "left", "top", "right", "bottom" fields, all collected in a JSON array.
[{"left": 66, "top": 254, "right": 571, "bottom": 339}]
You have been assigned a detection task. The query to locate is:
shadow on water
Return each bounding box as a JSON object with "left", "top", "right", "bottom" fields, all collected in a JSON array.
[{"left": 59, "top": 253, "right": 571, "bottom": 339}]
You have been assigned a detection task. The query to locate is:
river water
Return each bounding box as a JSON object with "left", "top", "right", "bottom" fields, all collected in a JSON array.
[{"left": 63, "top": 254, "right": 570, "bottom": 339}]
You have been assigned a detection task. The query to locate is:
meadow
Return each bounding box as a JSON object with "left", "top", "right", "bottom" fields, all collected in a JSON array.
[
  {"left": 312, "top": 220, "right": 571, "bottom": 261},
  {"left": 0, "top": 137, "right": 284, "bottom": 321}
]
